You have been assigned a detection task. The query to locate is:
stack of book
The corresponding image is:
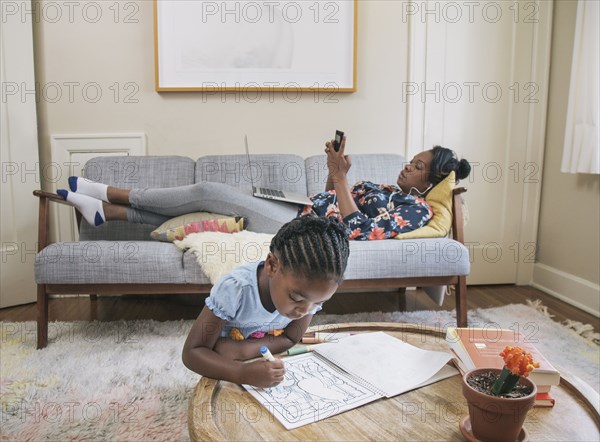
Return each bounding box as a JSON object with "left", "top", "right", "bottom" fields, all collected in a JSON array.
[{"left": 446, "top": 327, "right": 560, "bottom": 407}]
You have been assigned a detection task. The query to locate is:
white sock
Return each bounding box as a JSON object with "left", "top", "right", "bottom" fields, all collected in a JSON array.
[
  {"left": 57, "top": 190, "right": 106, "bottom": 227},
  {"left": 68, "top": 176, "right": 109, "bottom": 202}
]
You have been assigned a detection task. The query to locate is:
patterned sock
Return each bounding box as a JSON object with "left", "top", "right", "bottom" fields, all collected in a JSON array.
[
  {"left": 68, "top": 176, "right": 109, "bottom": 202},
  {"left": 57, "top": 190, "right": 106, "bottom": 227}
]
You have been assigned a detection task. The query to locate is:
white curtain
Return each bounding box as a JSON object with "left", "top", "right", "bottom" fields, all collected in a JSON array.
[{"left": 561, "top": 0, "right": 600, "bottom": 174}]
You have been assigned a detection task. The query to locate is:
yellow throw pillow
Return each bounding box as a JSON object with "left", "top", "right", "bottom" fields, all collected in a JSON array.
[
  {"left": 150, "top": 212, "right": 245, "bottom": 242},
  {"left": 394, "top": 171, "right": 455, "bottom": 239}
]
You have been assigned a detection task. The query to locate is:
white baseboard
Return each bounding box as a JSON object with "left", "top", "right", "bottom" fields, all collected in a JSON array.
[{"left": 531, "top": 263, "right": 600, "bottom": 317}]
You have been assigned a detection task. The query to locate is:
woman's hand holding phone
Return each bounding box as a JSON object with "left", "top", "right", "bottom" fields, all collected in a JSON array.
[
  {"left": 333, "top": 130, "right": 344, "bottom": 152},
  {"left": 325, "top": 132, "right": 352, "bottom": 185}
]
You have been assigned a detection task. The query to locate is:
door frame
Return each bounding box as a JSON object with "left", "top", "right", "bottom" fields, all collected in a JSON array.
[
  {"left": 404, "top": 0, "right": 553, "bottom": 285},
  {"left": 0, "top": 0, "right": 41, "bottom": 307}
]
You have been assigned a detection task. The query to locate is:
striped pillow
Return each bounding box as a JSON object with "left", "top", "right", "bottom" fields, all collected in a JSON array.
[{"left": 150, "top": 212, "right": 245, "bottom": 242}]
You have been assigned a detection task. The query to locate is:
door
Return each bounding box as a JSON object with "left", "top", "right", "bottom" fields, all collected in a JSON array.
[
  {"left": 406, "top": 0, "right": 552, "bottom": 284},
  {"left": 0, "top": 2, "right": 41, "bottom": 307}
]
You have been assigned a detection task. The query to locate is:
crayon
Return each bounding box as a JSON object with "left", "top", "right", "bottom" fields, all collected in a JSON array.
[
  {"left": 285, "top": 345, "right": 314, "bottom": 356},
  {"left": 301, "top": 337, "right": 323, "bottom": 344},
  {"left": 315, "top": 332, "right": 356, "bottom": 341},
  {"left": 302, "top": 332, "right": 356, "bottom": 344}
]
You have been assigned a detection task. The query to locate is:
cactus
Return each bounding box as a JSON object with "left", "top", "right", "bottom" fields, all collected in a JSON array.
[{"left": 491, "top": 346, "right": 540, "bottom": 396}]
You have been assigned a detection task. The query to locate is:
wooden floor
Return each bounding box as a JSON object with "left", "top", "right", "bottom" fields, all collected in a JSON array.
[{"left": 0, "top": 285, "right": 598, "bottom": 333}]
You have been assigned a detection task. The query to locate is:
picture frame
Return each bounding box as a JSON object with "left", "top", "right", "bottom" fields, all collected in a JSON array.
[{"left": 154, "top": 0, "right": 357, "bottom": 92}]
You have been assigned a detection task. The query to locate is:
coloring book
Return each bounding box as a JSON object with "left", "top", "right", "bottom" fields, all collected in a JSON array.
[{"left": 243, "top": 332, "right": 458, "bottom": 429}]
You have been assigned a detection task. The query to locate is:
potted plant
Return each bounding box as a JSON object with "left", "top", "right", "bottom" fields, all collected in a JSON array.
[{"left": 460, "top": 346, "right": 540, "bottom": 442}]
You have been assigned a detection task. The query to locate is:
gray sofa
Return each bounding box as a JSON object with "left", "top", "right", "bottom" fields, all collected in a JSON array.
[{"left": 34, "top": 153, "right": 470, "bottom": 348}]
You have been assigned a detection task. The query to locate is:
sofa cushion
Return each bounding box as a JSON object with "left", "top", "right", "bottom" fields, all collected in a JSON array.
[
  {"left": 181, "top": 237, "right": 470, "bottom": 284},
  {"left": 195, "top": 154, "right": 308, "bottom": 194},
  {"left": 345, "top": 238, "right": 470, "bottom": 279},
  {"left": 183, "top": 250, "right": 211, "bottom": 284},
  {"left": 80, "top": 156, "right": 197, "bottom": 241},
  {"left": 35, "top": 241, "right": 186, "bottom": 284},
  {"left": 305, "top": 154, "right": 406, "bottom": 196}
]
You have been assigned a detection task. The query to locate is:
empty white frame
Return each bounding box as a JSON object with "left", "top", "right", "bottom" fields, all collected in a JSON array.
[{"left": 154, "top": 0, "right": 357, "bottom": 91}]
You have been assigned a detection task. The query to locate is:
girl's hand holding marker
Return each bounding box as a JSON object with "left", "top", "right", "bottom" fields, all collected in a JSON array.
[
  {"left": 260, "top": 346, "right": 277, "bottom": 362},
  {"left": 247, "top": 346, "right": 285, "bottom": 389}
]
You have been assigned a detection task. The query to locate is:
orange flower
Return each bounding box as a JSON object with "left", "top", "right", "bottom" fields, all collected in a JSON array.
[
  {"left": 368, "top": 227, "right": 386, "bottom": 241},
  {"left": 325, "top": 204, "right": 340, "bottom": 218},
  {"left": 299, "top": 205, "right": 313, "bottom": 217},
  {"left": 229, "top": 328, "right": 244, "bottom": 341},
  {"left": 499, "top": 346, "right": 540, "bottom": 377},
  {"left": 393, "top": 214, "right": 410, "bottom": 228},
  {"left": 349, "top": 228, "right": 362, "bottom": 240}
]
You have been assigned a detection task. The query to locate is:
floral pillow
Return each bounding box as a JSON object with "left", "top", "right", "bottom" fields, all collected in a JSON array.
[{"left": 150, "top": 212, "right": 245, "bottom": 242}]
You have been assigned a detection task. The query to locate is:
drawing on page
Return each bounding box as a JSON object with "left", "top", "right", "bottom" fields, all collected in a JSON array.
[{"left": 247, "top": 353, "right": 381, "bottom": 427}]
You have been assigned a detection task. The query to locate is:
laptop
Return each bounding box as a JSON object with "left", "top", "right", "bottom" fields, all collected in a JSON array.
[{"left": 244, "top": 136, "right": 313, "bottom": 206}]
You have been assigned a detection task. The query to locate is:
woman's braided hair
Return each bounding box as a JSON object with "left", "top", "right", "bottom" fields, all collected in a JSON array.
[{"left": 270, "top": 215, "right": 350, "bottom": 284}]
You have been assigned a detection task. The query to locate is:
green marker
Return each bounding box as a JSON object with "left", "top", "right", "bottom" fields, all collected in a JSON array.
[{"left": 285, "top": 345, "right": 314, "bottom": 356}]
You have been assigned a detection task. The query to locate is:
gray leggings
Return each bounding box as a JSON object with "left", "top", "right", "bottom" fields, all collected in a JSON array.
[{"left": 127, "top": 182, "right": 300, "bottom": 234}]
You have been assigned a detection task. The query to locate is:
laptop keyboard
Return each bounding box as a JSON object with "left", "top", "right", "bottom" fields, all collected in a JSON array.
[{"left": 260, "top": 188, "right": 285, "bottom": 198}]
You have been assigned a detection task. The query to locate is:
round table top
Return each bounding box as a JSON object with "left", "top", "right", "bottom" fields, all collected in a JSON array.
[{"left": 188, "top": 322, "right": 600, "bottom": 441}]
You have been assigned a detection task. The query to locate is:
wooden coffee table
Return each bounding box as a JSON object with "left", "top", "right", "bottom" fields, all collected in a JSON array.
[{"left": 188, "top": 323, "right": 600, "bottom": 441}]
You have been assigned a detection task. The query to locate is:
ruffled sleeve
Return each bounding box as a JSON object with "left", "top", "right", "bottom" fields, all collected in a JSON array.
[{"left": 205, "top": 275, "right": 243, "bottom": 321}]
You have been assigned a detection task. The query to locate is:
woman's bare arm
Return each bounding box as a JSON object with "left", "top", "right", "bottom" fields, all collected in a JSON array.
[{"left": 325, "top": 137, "right": 359, "bottom": 217}]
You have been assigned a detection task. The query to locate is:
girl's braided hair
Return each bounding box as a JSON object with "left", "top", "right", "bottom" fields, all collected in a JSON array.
[{"left": 270, "top": 215, "right": 350, "bottom": 284}]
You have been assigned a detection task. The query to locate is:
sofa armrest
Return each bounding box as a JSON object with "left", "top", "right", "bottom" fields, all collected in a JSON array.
[
  {"left": 32, "top": 190, "right": 82, "bottom": 251},
  {"left": 451, "top": 187, "right": 467, "bottom": 244}
]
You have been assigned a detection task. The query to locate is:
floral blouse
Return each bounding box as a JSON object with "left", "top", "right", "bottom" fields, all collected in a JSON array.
[{"left": 298, "top": 181, "right": 432, "bottom": 241}]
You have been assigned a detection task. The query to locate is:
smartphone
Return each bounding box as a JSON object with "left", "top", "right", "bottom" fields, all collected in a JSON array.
[{"left": 333, "top": 130, "right": 344, "bottom": 152}]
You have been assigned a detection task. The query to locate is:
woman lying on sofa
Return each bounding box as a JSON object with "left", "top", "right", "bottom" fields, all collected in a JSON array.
[{"left": 58, "top": 137, "right": 471, "bottom": 240}]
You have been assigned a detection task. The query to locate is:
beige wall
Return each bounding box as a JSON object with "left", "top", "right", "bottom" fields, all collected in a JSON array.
[
  {"left": 537, "top": 0, "right": 600, "bottom": 286},
  {"left": 33, "top": 0, "right": 408, "bottom": 168}
]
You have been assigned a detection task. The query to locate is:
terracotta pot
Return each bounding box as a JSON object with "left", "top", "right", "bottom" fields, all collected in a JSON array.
[{"left": 461, "top": 368, "right": 537, "bottom": 442}]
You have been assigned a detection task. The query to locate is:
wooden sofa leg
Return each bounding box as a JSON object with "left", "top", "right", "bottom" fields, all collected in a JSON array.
[
  {"left": 37, "top": 284, "right": 48, "bottom": 349},
  {"left": 397, "top": 288, "right": 407, "bottom": 311},
  {"left": 455, "top": 276, "right": 468, "bottom": 327}
]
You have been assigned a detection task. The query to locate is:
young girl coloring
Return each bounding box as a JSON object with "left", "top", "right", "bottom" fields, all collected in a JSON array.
[{"left": 181, "top": 216, "right": 350, "bottom": 388}]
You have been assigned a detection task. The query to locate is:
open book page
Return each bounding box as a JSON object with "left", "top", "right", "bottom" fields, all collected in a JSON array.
[
  {"left": 413, "top": 363, "right": 459, "bottom": 389},
  {"left": 243, "top": 332, "right": 458, "bottom": 429},
  {"left": 243, "top": 352, "right": 382, "bottom": 430},
  {"left": 314, "top": 332, "right": 456, "bottom": 397}
]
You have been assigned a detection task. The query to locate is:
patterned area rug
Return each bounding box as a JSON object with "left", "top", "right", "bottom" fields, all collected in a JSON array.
[{"left": 1, "top": 301, "right": 598, "bottom": 441}]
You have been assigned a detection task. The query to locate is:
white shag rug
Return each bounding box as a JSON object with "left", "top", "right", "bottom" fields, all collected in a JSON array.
[{"left": 1, "top": 301, "right": 598, "bottom": 441}]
